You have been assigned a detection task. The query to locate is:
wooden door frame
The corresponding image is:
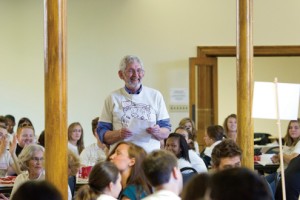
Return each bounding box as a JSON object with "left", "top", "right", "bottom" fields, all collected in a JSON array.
[{"left": 189, "top": 45, "right": 300, "bottom": 149}]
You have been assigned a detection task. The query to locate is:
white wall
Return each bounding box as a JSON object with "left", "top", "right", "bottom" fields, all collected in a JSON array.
[{"left": 1, "top": 1, "right": 300, "bottom": 146}]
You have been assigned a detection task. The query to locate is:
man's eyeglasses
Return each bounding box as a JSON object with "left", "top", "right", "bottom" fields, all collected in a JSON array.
[
  {"left": 31, "top": 157, "right": 44, "bottom": 162},
  {"left": 125, "top": 69, "right": 144, "bottom": 76}
]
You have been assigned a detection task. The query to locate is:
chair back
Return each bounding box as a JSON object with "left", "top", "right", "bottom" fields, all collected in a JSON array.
[{"left": 180, "top": 167, "right": 197, "bottom": 185}]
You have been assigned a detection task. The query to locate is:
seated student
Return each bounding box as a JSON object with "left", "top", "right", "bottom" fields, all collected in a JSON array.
[
  {"left": 0, "top": 125, "right": 20, "bottom": 176},
  {"left": 10, "top": 180, "right": 63, "bottom": 200},
  {"left": 68, "top": 150, "right": 81, "bottom": 200},
  {"left": 142, "top": 150, "right": 183, "bottom": 200},
  {"left": 181, "top": 173, "right": 210, "bottom": 200},
  {"left": 178, "top": 118, "right": 200, "bottom": 155},
  {"left": 211, "top": 139, "right": 242, "bottom": 171},
  {"left": 15, "top": 125, "right": 36, "bottom": 156},
  {"left": 223, "top": 114, "right": 237, "bottom": 142},
  {"left": 11, "top": 144, "right": 45, "bottom": 198},
  {"left": 267, "top": 119, "right": 300, "bottom": 195},
  {"left": 209, "top": 167, "right": 273, "bottom": 200},
  {"left": 80, "top": 117, "right": 108, "bottom": 166},
  {"left": 4, "top": 115, "right": 15, "bottom": 134},
  {"left": 165, "top": 133, "right": 193, "bottom": 172},
  {"left": 68, "top": 122, "right": 85, "bottom": 156},
  {"left": 200, "top": 125, "right": 224, "bottom": 168},
  {"left": 75, "top": 161, "right": 122, "bottom": 200},
  {"left": 108, "top": 141, "right": 151, "bottom": 200},
  {"left": 174, "top": 127, "right": 207, "bottom": 173},
  {"left": 275, "top": 155, "right": 300, "bottom": 200}
]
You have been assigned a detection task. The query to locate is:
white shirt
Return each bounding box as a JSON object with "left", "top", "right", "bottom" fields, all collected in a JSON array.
[
  {"left": 142, "top": 189, "right": 181, "bottom": 200},
  {"left": 178, "top": 158, "right": 192, "bottom": 172},
  {"left": 68, "top": 142, "right": 79, "bottom": 155},
  {"left": 0, "top": 150, "right": 14, "bottom": 177},
  {"left": 188, "top": 150, "right": 207, "bottom": 173},
  {"left": 204, "top": 140, "right": 222, "bottom": 157},
  {"left": 97, "top": 194, "right": 118, "bottom": 200},
  {"left": 100, "top": 86, "right": 170, "bottom": 153},
  {"left": 10, "top": 170, "right": 45, "bottom": 198},
  {"left": 80, "top": 143, "right": 107, "bottom": 166}
]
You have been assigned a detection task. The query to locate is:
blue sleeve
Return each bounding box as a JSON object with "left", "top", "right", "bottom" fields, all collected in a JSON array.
[
  {"left": 157, "top": 118, "right": 171, "bottom": 131},
  {"left": 97, "top": 121, "right": 112, "bottom": 144}
]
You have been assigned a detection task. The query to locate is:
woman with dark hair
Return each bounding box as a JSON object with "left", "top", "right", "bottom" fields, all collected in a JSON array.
[
  {"left": 165, "top": 133, "right": 192, "bottom": 171},
  {"left": 75, "top": 161, "right": 122, "bottom": 200},
  {"left": 108, "top": 142, "right": 151, "bottom": 200},
  {"left": 201, "top": 125, "right": 224, "bottom": 168},
  {"left": 174, "top": 127, "right": 207, "bottom": 173},
  {"left": 68, "top": 122, "right": 85, "bottom": 155}
]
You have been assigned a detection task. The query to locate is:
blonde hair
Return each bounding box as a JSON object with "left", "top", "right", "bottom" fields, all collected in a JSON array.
[
  {"left": 18, "top": 144, "right": 44, "bottom": 171},
  {"left": 68, "top": 150, "right": 80, "bottom": 176},
  {"left": 284, "top": 118, "right": 300, "bottom": 147}
]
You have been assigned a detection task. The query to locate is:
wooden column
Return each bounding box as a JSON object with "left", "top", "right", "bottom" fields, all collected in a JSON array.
[
  {"left": 44, "top": 0, "right": 68, "bottom": 199},
  {"left": 236, "top": 0, "right": 254, "bottom": 169}
]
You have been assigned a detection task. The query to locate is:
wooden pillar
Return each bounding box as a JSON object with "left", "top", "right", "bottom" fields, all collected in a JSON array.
[
  {"left": 44, "top": 0, "right": 68, "bottom": 199},
  {"left": 236, "top": 0, "right": 254, "bottom": 169}
]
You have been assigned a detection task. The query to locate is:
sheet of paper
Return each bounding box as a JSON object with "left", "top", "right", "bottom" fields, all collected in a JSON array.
[
  {"left": 252, "top": 82, "right": 300, "bottom": 120},
  {"left": 124, "top": 118, "right": 155, "bottom": 143}
]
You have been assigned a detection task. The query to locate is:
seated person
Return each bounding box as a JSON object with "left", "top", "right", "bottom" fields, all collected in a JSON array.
[
  {"left": 75, "top": 161, "right": 122, "bottom": 200},
  {"left": 68, "top": 150, "right": 81, "bottom": 200},
  {"left": 174, "top": 127, "right": 207, "bottom": 173},
  {"left": 15, "top": 125, "right": 36, "bottom": 156},
  {"left": 211, "top": 139, "right": 242, "bottom": 171},
  {"left": 108, "top": 141, "right": 151, "bottom": 200},
  {"left": 10, "top": 144, "right": 45, "bottom": 198},
  {"left": 0, "top": 125, "right": 20, "bottom": 176},
  {"left": 200, "top": 125, "right": 224, "bottom": 168},
  {"left": 275, "top": 155, "right": 300, "bottom": 200},
  {"left": 165, "top": 133, "right": 193, "bottom": 172},
  {"left": 10, "top": 180, "right": 62, "bottom": 200},
  {"left": 68, "top": 122, "right": 85, "bottom": 155},
  {"left": 209, "top": 167, "right": 273, "bottom": 200},
  {"left": 142, "top": 150, "right": 182, "bottom": 200},
  {"left": 80, "top": 117, "right": 108, "bottom": 166},
  {"left": 223, "top": 114, "right": 237, "bottom": 142},
  {"left": 178, "top": 117, "right": 200, "bottom": 155}
]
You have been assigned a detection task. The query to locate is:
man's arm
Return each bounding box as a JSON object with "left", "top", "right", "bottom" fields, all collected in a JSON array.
[
  {"left": 146, "top": 119, "right": 171, "bottom": 140},
  {"left": 97, "top": 121, "right": 132, "bottom": 145}
]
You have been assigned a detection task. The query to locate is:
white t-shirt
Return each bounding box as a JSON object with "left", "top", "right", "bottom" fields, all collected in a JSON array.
[
  {"left": 0, "top": 150, "right": 14, "bottom": 177},
  {"left": 100, "top": 86, "right": 170, "bottom": 153},
  {"left": 10, "top": 170, "right": 45, "bottom": 198},
  {"left": 142, "top": 189, "right": 181, "bottom": 200},
  {"left": 203, "top": 140, "right": 222, "bottom": 157},
  {"left": 97, "top": 194, "right": 118, "bottom": 200},
  {"left": 68, "top": 142, "right": 79, "bottom": 155},
  {"left": 282, "top": 140, "right": 300, "bottom": 168},
  {"left": 188, "top": 150, "right": 207, "bottom": 173},
  {"left": 80, "top": 143, "right": 107, "bottom": 166}
]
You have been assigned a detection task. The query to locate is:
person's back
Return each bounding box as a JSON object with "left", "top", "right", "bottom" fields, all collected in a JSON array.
[
  {"left": 275, "top": 155, "right": 300, "bottom": 200},
  {"left": 142, "top": 150, "right": 182, "bottom": 200},
  {"left": 11, "top": 180, "right": 62, "bottom": 200},
  {"left": 209, "top": 167, "right": 273, "bottom": 200}
]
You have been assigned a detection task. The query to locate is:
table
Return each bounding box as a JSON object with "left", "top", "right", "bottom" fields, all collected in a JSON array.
[
  {"left": 254, "top": 163, "right": 279, "bottom": 175},
  {"left": 0, "top": 184, "right": 13, "bottom": 197}
]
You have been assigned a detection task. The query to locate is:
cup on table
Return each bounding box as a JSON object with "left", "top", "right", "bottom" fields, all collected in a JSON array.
[{"left": 80, "top": 166, "right": 92, "bottom": 179}]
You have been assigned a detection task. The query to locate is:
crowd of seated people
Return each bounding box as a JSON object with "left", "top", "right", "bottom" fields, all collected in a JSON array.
[{"left": 0, "top": 114, "right": 298, "bottom": 200}]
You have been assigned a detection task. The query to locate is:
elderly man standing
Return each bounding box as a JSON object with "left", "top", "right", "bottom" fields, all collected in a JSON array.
[{"left": 97, "top": 55, "right": 171, "bottom": 153}]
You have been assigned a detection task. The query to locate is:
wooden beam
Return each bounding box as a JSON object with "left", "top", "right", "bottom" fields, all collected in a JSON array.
[
  {"left": 44, "top": 0, "right": 68, "bottom": 199},
  {"left": 236, "top": 0, "right": 254, "bottom": 169},
  {"left": 197, "top": 45, "right": 300, "bottom": 57}
]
